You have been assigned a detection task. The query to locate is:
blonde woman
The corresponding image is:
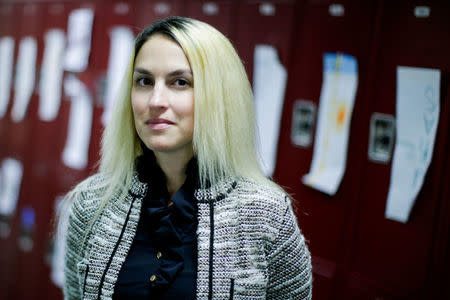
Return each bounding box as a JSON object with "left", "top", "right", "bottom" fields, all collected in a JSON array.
[{"left": 62, "top": 16, "right": 312, "bottom": 299}]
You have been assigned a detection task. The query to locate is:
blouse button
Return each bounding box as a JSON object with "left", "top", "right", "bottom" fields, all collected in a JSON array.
[
  {"left": 149, "top": 274, "right": 157, "bottom": 282},
  {"left": 156, "top": 251, "right": 162, "bottom": 259}
]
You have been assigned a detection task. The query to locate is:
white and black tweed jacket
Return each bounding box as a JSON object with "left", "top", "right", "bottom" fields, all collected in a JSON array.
[{"left": 64, "top": 173, "right": 312, "bottom": 300}]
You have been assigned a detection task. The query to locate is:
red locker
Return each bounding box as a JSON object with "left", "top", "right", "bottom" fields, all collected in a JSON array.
[
  {"left": 87, "top": 0, "right": 136, "bottom": 170},
  {"left": 343, "top": 1, "right": 450, "bottom": 299},
  {"left": 2, "top": 2, "right": 45, "bottom": 300},
  {"left": 274, "top": 1, "right": 377, "bottom": 299},
  {"left": 134, "top": 0, "right": 184, "bottom": 32},
  {"left": 47, "top": 1, "right": 96, "bottom": 219},
  {"left": 0, "top": 4, "right": 20, "bottom": 299},
  {"left": 437, "top": 88, "right": 450, "bottom": 298},
  {"left": 0, "top": 3, "right": 16, "bottom": 160},
  {"left": 233, "top": 0, "right": 297, "bottom": 82},
  {"left": 184, "top": 0, "right": 233, "bottom": 37},
  {"left": 28, "top": 3, "right": 75, "bottom": 300}
]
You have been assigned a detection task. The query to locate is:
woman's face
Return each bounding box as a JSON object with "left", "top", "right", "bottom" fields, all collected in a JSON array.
[{"left": 132, "top": 34, "right": 194, "bottom": 157}]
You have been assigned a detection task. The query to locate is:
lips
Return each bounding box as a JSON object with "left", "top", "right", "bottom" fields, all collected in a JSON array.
[{"left": 146, "top": 118, "right": 174, "bottom": 130}]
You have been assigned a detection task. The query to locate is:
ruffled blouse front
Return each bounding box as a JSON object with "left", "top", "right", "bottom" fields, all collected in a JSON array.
[{"left": 113, "top": 153, "right": 198, "bottom": 299}]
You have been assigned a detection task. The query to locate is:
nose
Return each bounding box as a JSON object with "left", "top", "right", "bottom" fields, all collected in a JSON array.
[{"left": 148, "top": 80, "right": 168, "bottom": 109}]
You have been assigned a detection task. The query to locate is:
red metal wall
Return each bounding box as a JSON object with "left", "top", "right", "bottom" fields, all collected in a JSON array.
[{"left": 0, "top": 0, "right": 448, "bottom": 299}]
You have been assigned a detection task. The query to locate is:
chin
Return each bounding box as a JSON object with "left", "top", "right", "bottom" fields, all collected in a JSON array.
[
  {"left": 139, "top": 135, "right": 193, "bottom": 155},
  {"left": 146, "top": 142, "right": 187, "bottom": 153},
  {"left": 143, "top": 142, "right": 172, "bottom": 152},
  {"left": 149, "top": 145, "right": 174, "bottom": 152}
]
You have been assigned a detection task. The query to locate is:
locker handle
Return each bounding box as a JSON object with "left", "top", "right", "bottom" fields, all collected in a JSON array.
[
  {"left": 291, "top": 100, "right": 316, "bottom": 148},
  {"left": 368, "top": 113, "right": 395, "bottom": 163}
]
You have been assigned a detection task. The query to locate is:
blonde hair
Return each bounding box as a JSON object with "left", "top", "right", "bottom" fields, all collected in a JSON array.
[{"left": 62, "top": 17, "right": 281, "bottom": 237}]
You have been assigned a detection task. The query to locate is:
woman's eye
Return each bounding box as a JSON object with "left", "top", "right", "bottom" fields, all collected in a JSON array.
[
  {"left": 136, "top": 77, "right": 152, "bottom": 87},
  {"left": 174, "top": 78, "right": 190, "bottom": 87}
]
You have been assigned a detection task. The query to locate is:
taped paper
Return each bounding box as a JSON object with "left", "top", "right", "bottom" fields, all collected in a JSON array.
[
  {"left": 302, "top": 53, "right": 358, "bottom": 195},
  {"left": 0, "top": 37, "right": 15, "bottom": 118},
  {"left": 50, "top": 196, "right": 67, "bottom": 288},
  {"left": 64, "top": 8, "right": 94, "bottom": 72},
  {"left": 39, "top": 29, "right": 66, "bottom": 121},
  {"left": 385, "top": 67, "right": 440, "bottom": 223},
  {"left": 0, "top": 158, "right": 23, "bottom": 216},
  {"left": 253, "top": 45, "right": 287, "bottom": 177},
  {"left": 102, "top": 26, "right": 134, "bottom": 125},
  {"left": 11, "top": 36, "right": 37, "bottom": 122},
  {"left": 62, "top": 74, "right": 93, "bottom": 169}
]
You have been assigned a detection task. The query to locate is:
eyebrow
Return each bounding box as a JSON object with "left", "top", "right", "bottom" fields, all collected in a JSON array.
[{"left": 133, "top": 67, "right": 192, "bottom": 77}]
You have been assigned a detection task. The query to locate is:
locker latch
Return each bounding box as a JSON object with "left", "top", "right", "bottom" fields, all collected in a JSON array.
[
  {"left": 291, "top": 100, "right": 316, "bottom": 148},
  {"left": 368, "top": 113, "right": 395, "bottom": 163}
]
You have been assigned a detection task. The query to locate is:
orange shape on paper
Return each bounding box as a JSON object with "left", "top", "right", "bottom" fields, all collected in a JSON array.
[{"left": 337, "top": 107, "right": 346, "bottom": 125}]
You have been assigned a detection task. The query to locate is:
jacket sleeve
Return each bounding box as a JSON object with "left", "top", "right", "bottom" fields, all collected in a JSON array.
[
  {"left": 63, "top": 190, "right": 90, "bottom": 300},
  {"left": 266, "top": 198, "right": 313, "bottom": 300}
]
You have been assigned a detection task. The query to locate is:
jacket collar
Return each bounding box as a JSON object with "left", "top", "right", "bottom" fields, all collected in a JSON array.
[
  {"left": 129, "top": 170, "right": 237, "bottom": 203},
  {"left": 194, "top": 178, "right": 238, "bottom": 203},
  {"left": 129, "top": 172, "right": 148, "bottom": 198}
]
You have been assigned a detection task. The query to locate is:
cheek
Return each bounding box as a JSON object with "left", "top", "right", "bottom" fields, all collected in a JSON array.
[
  {"left": 185, "top": 99, "right": 195, "bottom": 135},
  {"left": 178, "top": 95, "right": 195, "bottom": 121},
  {"left": 131, "top": 91, "right": 146, "bottom": 117}
]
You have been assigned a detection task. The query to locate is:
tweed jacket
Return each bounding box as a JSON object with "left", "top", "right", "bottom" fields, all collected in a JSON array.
[{"left": 64, "top": 173, "right": 312, "bottom": 300}]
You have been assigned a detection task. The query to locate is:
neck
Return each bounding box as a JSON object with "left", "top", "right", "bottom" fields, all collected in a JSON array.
[{"left": 154, "top": 149, "right": 194, "bottom": 197}]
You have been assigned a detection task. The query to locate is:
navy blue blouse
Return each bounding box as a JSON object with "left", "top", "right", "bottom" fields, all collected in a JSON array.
[{"left": 113, "top": 152, "right": 198, "bottom": 299}]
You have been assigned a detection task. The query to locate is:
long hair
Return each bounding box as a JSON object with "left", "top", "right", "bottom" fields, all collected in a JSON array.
[
  {"left": 60, "top": 17, "right": 281, "bottom": 239},
  {"left": 102, "top": 16, "right": 278, "bottom": 193}
]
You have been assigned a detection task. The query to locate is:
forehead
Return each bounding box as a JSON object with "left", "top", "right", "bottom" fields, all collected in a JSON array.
[{"left": 134, "top": 34, "right": 190, "bottom": 70}]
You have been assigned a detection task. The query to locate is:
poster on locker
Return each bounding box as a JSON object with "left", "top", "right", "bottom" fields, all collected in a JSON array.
[
  {"left": 50, "top": 195, "right": 67, "bottom": 287},
  {"left": 38, "top": 29, "right": 66, "bottom": 121},
  {"left": 385, "top": 66, "right": 440, "bottom": 223},
  {"left": 11, "top": 37, "right": 37, "bottom": 122},
  {"left": 64, "top": 8, "right": 94, "bottom": 72},
  {"left": 253, "top": 44, "right": 287, "bottom": 177},
  {"left": 302, "top": 53, "right": 358, "bottom": 195},
  {"left": 0, "top": 37, "right": 14, "bottom": 118},
  {"left": 102, "top": 26, "right": 134, "bottom": 125},
  {"left": 0, "top": 158, "right": 23, "bottom": 238},
  {"left": 62, "top": 74, "right": 93, "bottom": 170}
]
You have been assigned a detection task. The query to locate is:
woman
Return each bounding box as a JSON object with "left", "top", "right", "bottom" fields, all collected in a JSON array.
[{"left": 62, "top": 16, "right": 312, "bottom": 299}]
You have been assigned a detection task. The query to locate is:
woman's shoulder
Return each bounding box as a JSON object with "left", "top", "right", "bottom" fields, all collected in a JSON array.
[
  {"left": 236, "top": 178, "right": 289, "bottom": 203},
  {"left": 234, "top": 178, "right": 293, "bottom": 220},
  {"left": 228, "top": 178, "right": 303, "bottom": 247},
  {"left": 77, "top": 172, "right": 109, "bottom": 190},
  {"left": 66, "top": 173, "right": 109, "bottom": 220}
]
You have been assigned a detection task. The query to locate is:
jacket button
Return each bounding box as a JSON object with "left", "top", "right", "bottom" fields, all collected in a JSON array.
[
  {"left": 156, "top": 251, "right": 162, "bottom": 259},
  {"left": 150, "top": 275, "right": 157, "bottom": 282}
]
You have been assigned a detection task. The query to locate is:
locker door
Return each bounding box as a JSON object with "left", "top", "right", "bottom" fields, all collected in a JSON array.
[
  {"left": 273, "top": 1, "right": 376, "bottom": 299},
  {"left": 233, "top": 0, "right": 296, "bottom": 81},
  {"left": 343, "top": 0, "right": 450, "bottom": 299},
  {"left": 48, "top": 1, "right": 93, "bottom": 222},
  {"left": 0, "top": 4, "right": 20, "bottom": 299},
  {"left": 232, "top": 1, "right": 298, "bottom": 180},
  {"left": 0, "top": 3, "right": 15, "bottom": 160},
  {"left": 433, "top": 80, "right": 450, "bottom": 300},
  {"left": 134, "top": 0, "right": 184, "bottom": 32},
  {"left": 26, "top": 3, "right": 72, "bottom": 300},
  {"left": 184, "top": 0, "right": 233, "bottom": 37},
  {"left": 5, "top": 3, "right": 45, "bottom": 300},
  {"left": 49, "top": 0, "right": 103, "bottom": 202},
  {"left": 437, "top": 90, "right": 450, "bottom": 298},
  {"left": 87, "top": 0, "right": 136, "bottom": 171}
]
